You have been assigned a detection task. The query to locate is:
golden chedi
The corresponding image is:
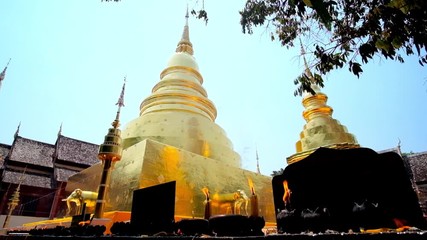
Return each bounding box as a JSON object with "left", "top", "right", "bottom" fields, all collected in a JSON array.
[
  {"left": 287, "top": 46, "right": 359, "bottom": 164},
  {"left": 67, "top": 13, "right": 275, "bottom": 223},
  {"left": 121, "top": 15, "right": 240, "bottom": 168}
]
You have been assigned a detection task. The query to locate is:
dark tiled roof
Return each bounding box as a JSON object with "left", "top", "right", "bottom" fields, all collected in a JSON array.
[
  {"left": 56, "top": 135, "right": 99, "bottom": 166},
  {"left": 9, "top": 137, "right": 54, "bottom": 168},
  {"left": 2, "top": 170, "right": 52, "bottom": 189},
  {"left": 405, "top": 151, "right": 427, "bottom": 183},
  {"left": 415, "top": 184, "right": 427, "bottom": 216},
  {"left": 0, "top": 143, "right": 11, "bottom": 169},
  {"left": 54, "top": 167, "right": 79, "bottom": 182}
]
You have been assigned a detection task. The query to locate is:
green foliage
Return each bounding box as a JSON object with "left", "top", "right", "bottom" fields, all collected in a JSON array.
[{"left": 239, "top": 0, "right": 427, "bottom": 94}]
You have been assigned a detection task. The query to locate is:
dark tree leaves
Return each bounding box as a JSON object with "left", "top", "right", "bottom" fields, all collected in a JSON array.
[
  {"left": 239, "top": 0, "right": 427, "bottom": 95},
  {"left": 190, "top": 0, "right": 209, "bottom": 25},
  {"left": 349, "top": 61, "right": 363, "bottom": 77},
  {"left": 191, "top": 9, "right": 209, "bottom": 25}
]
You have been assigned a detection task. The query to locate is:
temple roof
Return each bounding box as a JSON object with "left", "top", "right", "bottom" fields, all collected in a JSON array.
[
  {"left": 0, "top": 143, "right": 10, "bottom": 169},
  {"left": 54, "top": 167, "right": 79, "bottom": 182},
  {"left": 9, "top": 137, "right": 54, "bottom": 168},
  {"left": 377, "top": 147, "right": 400, "bottom": 154},
  {"left": 2, "top": 134, "right": 99, "bottom": 169},
  {"left": 56, "top": 135, "right": 99, "bottom": 166},
  {"left": 405, "top": 151, "right": 427, "bottom": 183},
  {"left": 2, "top": 170, "right": 52, "bottom": 188},
  {"left": 0, "top": 134, "right": 100, "bottom": 188}
]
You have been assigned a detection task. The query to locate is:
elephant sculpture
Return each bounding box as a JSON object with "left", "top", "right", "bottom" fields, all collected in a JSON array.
[
  {"left": 209, "top": 189, "right": 250, "bottom": 215},
  {"left": 62, "top": 189, "right": 98, "bottom": 216},
  {"left": 234, "top": 189, "right": 249, "bottom": 215}
]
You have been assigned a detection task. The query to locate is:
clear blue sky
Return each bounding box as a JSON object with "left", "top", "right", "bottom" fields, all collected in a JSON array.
[{"left": 1, "top": 0, "right": 426, "bottom": 175}]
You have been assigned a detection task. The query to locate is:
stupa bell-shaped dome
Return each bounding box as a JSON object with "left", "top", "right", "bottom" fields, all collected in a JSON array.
[
  {"left": 121, "top": 16, "right": 241, "bottom": 168},
  {"left": 167, "top": 52, "right": 199, "bottom": 70}
]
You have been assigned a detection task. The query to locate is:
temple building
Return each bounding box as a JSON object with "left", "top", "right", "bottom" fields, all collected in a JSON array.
[
  {"left": 406, "top": 151, "right": 427, "bottom": 218},
  {"left": 0, "top": 126, "right": 99, "bottom": 219}
]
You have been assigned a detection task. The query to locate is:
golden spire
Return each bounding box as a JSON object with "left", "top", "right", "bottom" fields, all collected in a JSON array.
[
  {"left": 95, "top": 78, "right": 126, "bottom": 218},
  {"left": 300, "top": 39, "right": 314, "bottom": 80},
  {"left": 298, "top": 41, "right": 333, "bottom": 124},
  {"left": 176, "top": 6, "right": 194, "bottom": 55},
  {"left": 287, "top": 42, "right": 359, "bottom": 164},
  {"left": 112, "top": 76, "right": 126, "bottom": 129},
  {"left": 98, "top": 77, "right": 125, "bottom": 161}
]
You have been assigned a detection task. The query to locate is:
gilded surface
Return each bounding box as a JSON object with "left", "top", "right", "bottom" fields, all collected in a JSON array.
[
  {"left": 67, "top": 139, "right": 275, "bottom": 222},
  {"left": 66, "top": 163, "right": 102, "bottom": 193},
  {"left": 122, "top": 111, "right": 241, "bottom": 168},
  {"left": 66, "top": 15, "right": 275, "bottom": 223},
  {"left": 122, "top": 27, "right": 241, "bottom": 167},
  {"left": 287, "top": 85, "right": 359, "bottom": 164}
]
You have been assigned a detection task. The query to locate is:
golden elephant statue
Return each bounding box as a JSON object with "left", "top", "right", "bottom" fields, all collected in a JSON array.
[
  {"left": 209, "top": 189, "right": 249, "bottom": 215},
  {"left": 62, "top": 189, "right": 98, "bottom": 216}
]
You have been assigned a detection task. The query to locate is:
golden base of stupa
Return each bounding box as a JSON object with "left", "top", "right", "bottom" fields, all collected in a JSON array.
[
  {"left": 287, "top": 143, "right": 360, "bottom": 164},
  {"left": 66, "top": 139, "right": 276, "bottom": 223}
]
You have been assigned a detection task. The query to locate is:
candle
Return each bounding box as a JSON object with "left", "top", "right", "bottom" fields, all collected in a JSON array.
[
  {"left": 282, "top": 180, "right": 291, "bottom": 207},
  {"left": 248, "top": 178, "right": 259, "bottom": 217},
  {"left": 202, "top": 187, "right": 211, "bottom": 219},
  {"left": 251, "top": 192, "right": 259, "bottom": 217}
]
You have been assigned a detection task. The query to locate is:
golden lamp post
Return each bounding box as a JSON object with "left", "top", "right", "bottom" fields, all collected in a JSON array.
[{"left": 94, "top": 79, "right": 126, "bottom": 218}]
